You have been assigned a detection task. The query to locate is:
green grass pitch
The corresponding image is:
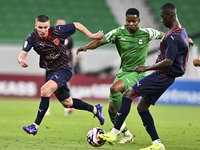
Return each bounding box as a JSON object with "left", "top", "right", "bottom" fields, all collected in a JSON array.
[{"left": 0, "top": 98, "right": 200, "bottom": 150}]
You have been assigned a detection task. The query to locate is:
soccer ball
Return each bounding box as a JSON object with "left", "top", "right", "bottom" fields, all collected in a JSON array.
[{"left": 87, "top": 127, "right": 106, "bottom": 147}]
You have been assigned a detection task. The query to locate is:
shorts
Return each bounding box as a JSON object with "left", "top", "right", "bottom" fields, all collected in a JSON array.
[
  {"left": 132, "top": 72, "right": 175, "bottom": 105},
  {"left": 109, "top": 70, "right": 146, "bottom": 103},
  {"left": 46, "top": 67, "right": 72, "bottom": 98},
  {"left": 115, "top": 70, "right": 147, "bottom": 90}
]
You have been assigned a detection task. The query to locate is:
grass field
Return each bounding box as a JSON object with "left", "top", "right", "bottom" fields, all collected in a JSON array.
[{"left": 0, "top": 98, "right": 200, "bottom": 150}]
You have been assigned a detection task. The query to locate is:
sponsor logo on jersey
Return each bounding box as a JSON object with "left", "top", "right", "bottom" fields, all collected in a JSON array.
[
  {"left": 54, "top": 38, "right": 60, "bottom": 45},
  {"left": 138, "top": 39, "right": 143, "bottom": 45},
  {"left": 46, "top": 53, "right": 60, "bottom": 59}
]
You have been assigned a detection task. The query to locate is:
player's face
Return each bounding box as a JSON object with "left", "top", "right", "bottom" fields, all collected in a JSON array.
[
  {"left": 35, "top": 21, "right": 50, "bottom": 39},
  {"left": 126, "top": 15, "right": 140, "bottom": 33},
  {"left": 160, "top": 9, "right": 170, "bottom": 28}
]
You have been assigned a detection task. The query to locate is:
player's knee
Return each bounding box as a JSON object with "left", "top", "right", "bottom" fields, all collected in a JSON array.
[
  {"left": 123, "top": 87, "right": 136, "bottom": 99},
  {"left": 61, "top": 97, "right": 73, "bottom": 108},
  {"left": 137, "top": 99, "right": 150, "bottom": 112},
  {"left": 41, "top": 87, "right": 49, "bottom": 97},
  {"left": 110, "top": 84, "right": 119, "bottom": 94}
]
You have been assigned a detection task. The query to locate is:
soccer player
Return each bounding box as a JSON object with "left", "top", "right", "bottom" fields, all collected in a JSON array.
[
  {"left": 18, "top": 14, "right": 105, "bottom": 135},
  {"left": 98, "top": 3, "right": 191, "bottom": 150},
  {"left": 77, "top": 8, "right": 165, "bottom": 143},
  {"left": 45, "top": 17, "right": 74, "bottom": 116}
]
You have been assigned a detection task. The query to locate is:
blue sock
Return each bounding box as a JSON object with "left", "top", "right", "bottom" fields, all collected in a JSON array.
[
  {"left": 72, "top": 98, "right": 93, "bottom": 112},
  {"left": 34, "top": 97, "right": 50, "bottom": 125},
  {"left": 139, "top": 110, "right": 159, "bottom": 141},
  {"left": 114, "top": 97, "right": 132, "bottom": 130}
]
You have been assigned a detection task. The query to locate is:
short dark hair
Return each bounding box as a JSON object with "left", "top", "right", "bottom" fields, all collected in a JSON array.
[
  {"left": 126, "top": 8, "right": 139, "bottom": 17},
  {"left": 35, "top": 14, "right": 49, "bottom": 23},
  {"left": 160, "top": 3, "right": 176, "bottom": 15},
  {"left": 56, "top": 17, "right": 65, "bottom": 21}
]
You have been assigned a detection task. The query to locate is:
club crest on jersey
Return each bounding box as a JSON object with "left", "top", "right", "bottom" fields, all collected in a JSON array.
[
  {"left": 54, "top": 38, "right": 60, "bottom": 45},
  {"left": 138, "top": 39, "right": 143, "bottom": 45}
]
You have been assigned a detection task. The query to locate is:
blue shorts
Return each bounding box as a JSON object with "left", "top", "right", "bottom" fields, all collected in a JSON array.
[
  {"left": 46, "top": 67, "right": 72, "bottom": 99},
  {"left": 132, "top": 72, "right": 175, "bottom": 105}
]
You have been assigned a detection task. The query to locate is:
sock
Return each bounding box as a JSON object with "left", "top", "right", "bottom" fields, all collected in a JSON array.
[
  {"left": 110, "top": 116, "right": 116, "bottom": 125},
  {"left": 109, "top": 92, "right": 122, "bottom": 111},
  {"left": 111, "top": 128, "right": 119, "bottom": 137},
  {"left": 109, "top": 92, "right": 122, "bottom": 124},
  {"left": 71, "top": 98, "right": 94, "bottom": 113},
  {"left": 122, "top": 127, "right": 128, "bottom": 134},
  {"left": 153, "top": 139, "right": 162, "bottom": 145},
  {"left": 33, "top": 123, "right": 39, "bottom": 129},
  {"left": 139, "top": 110, "right": 159, "bottom": 141},
  {"left": 93, "top": 106, "right": 97, "bottom": 114},
  {"left": 114, "top": 97, "right": 132, "bottom": 130},
  {"left": 34, "top": 97, "right": 50, "bottom": 125},
  {"left": 124, "top": 129, "right": 132, "bottom": 136}
]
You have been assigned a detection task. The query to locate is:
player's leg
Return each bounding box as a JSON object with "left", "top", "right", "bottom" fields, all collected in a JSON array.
[
  {"left": 111, "top": 71, "right": 145, "bottom": 143},
  {"left": 64, "top": 82, "right": 74, "bottom": 116},
  {"left": 23, "top": 80, "right": 57, "bottom": 135},
  {"left": 134, "top": 73, "right": 174, "bottom": 150},
  {"left": 60, "top": 95, "right": 104, "bottom": 125},
  {"left": 109, "top": 79, "right": 133, "bottom": 143},
  {"left": 137, "top": 97, "right": 165, "bottom": 150},
  {"left": 99, "top": 86, "right": 138, "bottom": 144}
]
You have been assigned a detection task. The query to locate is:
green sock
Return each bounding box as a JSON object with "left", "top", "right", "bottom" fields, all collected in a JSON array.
[
  {"left": 109, "top": 92, "right": 123, "bottom": 111},
  {"left": 110, "top": 116, "right": 116, "bottom": 125},
  {"left": 109, "top": 92, "right": 122, "bottom": 125}
]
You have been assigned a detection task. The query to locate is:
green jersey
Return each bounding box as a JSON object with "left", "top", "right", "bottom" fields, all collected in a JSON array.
[{"left": 103, "top": 25, "right": 162, "bottom": 72}]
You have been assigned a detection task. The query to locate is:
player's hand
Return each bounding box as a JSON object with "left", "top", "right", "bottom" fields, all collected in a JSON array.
[
  {"left": 193, "top": 56, "right": 200, "bottom": 67},
  {"left": 76, "top": 46, "right": 87, "bottom": 55},
  {"left": 188, "top": 37, "right": 194, "bottom": 47},
  {"left": 19, "top": 60, "right": 28, "bottom": 67},
  {"left": 89, "top": 30, "right": 104, "bottom": 40},
  {"left": 135, "top": 65, "right": 147, "bottom": 73}
]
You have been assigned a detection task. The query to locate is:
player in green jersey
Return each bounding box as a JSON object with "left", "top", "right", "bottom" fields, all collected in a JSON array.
[{"left": 76, "top": 8, "right": 165, "bottom": 144}]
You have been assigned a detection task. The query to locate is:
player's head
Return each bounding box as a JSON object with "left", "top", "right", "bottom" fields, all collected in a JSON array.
[
  {"left": 125, "top": 8, "right": 140, "bottom": 33},
  {"left": 55, "top": 18, "right": 66, "bottom": 26},
  {"left": 160, "top": 3, "right": 177, "bottom": 28},
  {"left": 35, "top": 14, "right": 51, "bottom": 39}
]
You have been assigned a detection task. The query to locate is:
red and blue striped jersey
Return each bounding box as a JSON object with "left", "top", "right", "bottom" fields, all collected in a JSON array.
[
  {"left": 155, "top": 26, "right": 189, "bottom": 77},
  {"left": 22, "top": 23, "right": 76, "bottom": 71}
]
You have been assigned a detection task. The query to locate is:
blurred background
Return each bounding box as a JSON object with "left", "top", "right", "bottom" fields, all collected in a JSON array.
[{"left": 0, "top": 0, "right": 199, "bottom": 104}]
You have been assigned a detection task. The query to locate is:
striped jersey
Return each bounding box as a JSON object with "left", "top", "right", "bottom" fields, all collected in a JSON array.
[
  {"left": 103, "top": 25, "right": 162, "bottom": 72},
  {"left": 155, "top": 26, "right": 189, "bottom": 77},
  {"left": 22, "top": 23, "right": 76, "bottom": 71}
]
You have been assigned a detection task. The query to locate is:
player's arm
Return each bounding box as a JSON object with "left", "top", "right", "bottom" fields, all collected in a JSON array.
[
  {"left": 193, "top": 56, "right": 200, "bottom": 67},
  {"left": 135, "top": 58, "right": 173, "bottom": 73},
  {"left": 161, "top": 32, "right": 166, "bottom": 38},
  {"left": 188, "top": 37, "right": 193, "bottom": 47},
  {"left": 73, "top": 22, "right": 103, "bottom": 40},
  {"left": 68, "top": 49, "right": 73, "bottom": 67},
  {"left": 76, "top": 38, "right": 105, "bottom": 55},
  {"left": 18, "top": 51, "right": 29, "bottom": 67}
]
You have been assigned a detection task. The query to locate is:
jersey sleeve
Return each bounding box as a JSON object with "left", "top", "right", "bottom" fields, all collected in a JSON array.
[
  {"left": 22, "top": 32, "right": 35, "bottom": 52},
  {"left": 102, "top": 27, "right": 119, "bottom": 44},
  {"left": 65, "top": 37, "right": 73, "bottom": 50},
  {"left": 146, "top": 28, "right": 162, "bottom": 41},
  {"left": 55, "top": 23, "right": 76, "bottom": 39},
  {"left": 165, "top": 35, "right": 179, "bottom": 60}
]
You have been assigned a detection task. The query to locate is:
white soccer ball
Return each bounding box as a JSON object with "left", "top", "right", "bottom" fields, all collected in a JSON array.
[{"left": 87, "top": 127, "right": 106, "bottom": 147}]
